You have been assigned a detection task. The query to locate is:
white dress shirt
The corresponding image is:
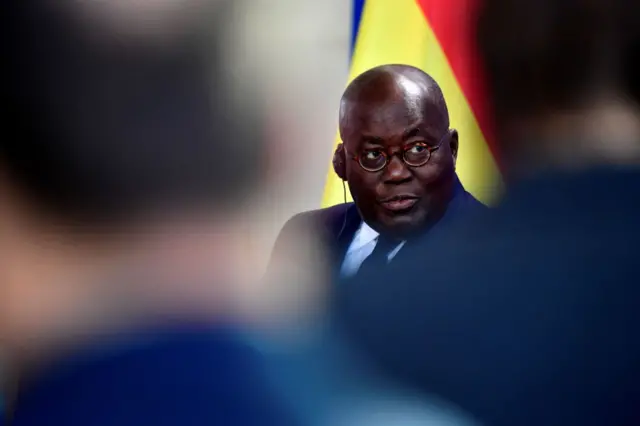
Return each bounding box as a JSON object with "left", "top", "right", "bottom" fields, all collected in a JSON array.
[{"left": 340, "top": 221, "right": 405, "bottom": 278}]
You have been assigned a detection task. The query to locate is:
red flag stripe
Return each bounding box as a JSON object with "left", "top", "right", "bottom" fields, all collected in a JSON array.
[{"left": 415, "top": 0, "right": 499, "bottom": 164}]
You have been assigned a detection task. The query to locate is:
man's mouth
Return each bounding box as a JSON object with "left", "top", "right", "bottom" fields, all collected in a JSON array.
[{"left": 379, "top": 194, "right": 419, "bottom": 212}]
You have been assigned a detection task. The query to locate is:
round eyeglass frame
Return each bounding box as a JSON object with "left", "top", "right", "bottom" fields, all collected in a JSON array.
[{"left": 349, "top": 131, "right": 448, "bottom": 172}]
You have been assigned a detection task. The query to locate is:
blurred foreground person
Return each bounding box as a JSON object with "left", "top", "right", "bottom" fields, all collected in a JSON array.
[
  {"left": 336, "top": 0, "right": 640, "bottom": 425},
  {"left": 1, "top": 1, "right": 294, "bottom": 425},
  {"left": 271, "top": 65, "right": 484, "bottom": 280}
]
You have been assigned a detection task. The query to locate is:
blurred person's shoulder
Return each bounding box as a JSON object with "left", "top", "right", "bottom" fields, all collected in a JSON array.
[
  {"left": 12, "top": 325, "right": 297, "bottom": 426},
  {"left": 337, "top": 168, "right": 640, "bottom": 426},
  {"left": 413, "top": 167, "right": 639, "bottom": 249}
]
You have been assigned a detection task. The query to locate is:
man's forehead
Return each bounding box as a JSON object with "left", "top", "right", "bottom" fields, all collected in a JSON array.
[
  {"left": 343, "top": 95, "right": 442, "bottom": 133},
  {"left": 349, "top": 100, "right": 420, "bottom": 127}
]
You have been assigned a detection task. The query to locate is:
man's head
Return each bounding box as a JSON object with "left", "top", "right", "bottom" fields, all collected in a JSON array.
[
  {"left": 335, "top": 65, "right": 458, "bottom": 239},
  {"left": 477, "top": 0, "right": 640, "bottom": 173},
  {"left": 0, "top": 0, "right": 263, "bottom": 354}
]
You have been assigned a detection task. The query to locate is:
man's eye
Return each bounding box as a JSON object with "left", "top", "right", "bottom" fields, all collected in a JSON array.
[
  {"left": 408, "top": 144, "right": 427, "bottom": 154},
  {"left": 364, "top": 151, "right": 383, "bottom": 160}
]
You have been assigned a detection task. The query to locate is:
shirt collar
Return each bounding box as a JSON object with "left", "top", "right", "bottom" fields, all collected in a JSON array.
[{"left": 349, "top": 220, "right": 380, "bottom": 253}]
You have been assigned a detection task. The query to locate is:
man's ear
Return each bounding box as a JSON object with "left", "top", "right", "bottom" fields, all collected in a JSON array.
[
  {"left": 332, "top": 143, "right": 347, "bottom": 181},
  {"left": 449, "top": 129, "right": 459, "bottom": 168}
]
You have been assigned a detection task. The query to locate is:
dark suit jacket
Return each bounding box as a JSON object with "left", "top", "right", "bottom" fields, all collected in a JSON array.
[
  {"left": 335, "top": 167, "right": 640, "bottom": 426},
  {"left": 10, "top": 326, "right": 297, "bottom": 426},
  {"left": 261, "top": 178, "right": 484, "bottom": 424},
  {"left": 271, "top": 177, "right": 486, "bottom": 275}
]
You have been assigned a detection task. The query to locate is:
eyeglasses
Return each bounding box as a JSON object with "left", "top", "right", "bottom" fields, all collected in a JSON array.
[{"left": 350, "top": 132, "right": 448, "bottom": 173}]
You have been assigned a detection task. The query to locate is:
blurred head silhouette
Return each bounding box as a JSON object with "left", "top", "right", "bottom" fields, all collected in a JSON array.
[
  {"left": 478, "top": 0, "right": 640, "bottom": 177},
  {"left": 0, "top": 0, "right": 263, "bottom": 356}
]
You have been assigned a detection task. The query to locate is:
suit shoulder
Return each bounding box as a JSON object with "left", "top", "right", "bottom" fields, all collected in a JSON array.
[
  {"left": 278, "top": 203, "right": 354, "bottom": 237},
  {"left": 288, "top": 203, "right": 351, "bottom": 225},
  {"left": 464, "top": 192, "right": 489, "bottom": 211}
]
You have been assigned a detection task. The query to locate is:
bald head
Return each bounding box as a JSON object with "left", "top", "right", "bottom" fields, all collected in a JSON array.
[{"left": 339, "top": 65, "right": 449, "bottom": 137}]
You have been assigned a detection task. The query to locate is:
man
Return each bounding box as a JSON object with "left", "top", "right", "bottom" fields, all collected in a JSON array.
[
  {"left": 261, "top": 64, "right": 486, "bottom": 426},
  {"left": 2, "top": 1, "right": 294, "bottom": 425},
  {"left": 271, "top": 65, "right": 484, "bottom": 278},
  {"left": 335, "top": 0, "right": 640, "bottom": 425}
]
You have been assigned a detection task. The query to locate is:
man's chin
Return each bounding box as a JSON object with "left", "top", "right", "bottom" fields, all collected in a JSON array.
[{"left": 379, "top": 213, "right": 426, "bottom": 239}]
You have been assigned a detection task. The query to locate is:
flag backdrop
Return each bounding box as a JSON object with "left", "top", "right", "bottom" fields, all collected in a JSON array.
[{"left": 321, "top": 0, "right": 502, "bottom": 207}]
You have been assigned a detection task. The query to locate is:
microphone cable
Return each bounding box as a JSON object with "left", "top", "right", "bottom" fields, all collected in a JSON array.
[{"left": 336, "top": 180, "right": 348, "bottom": 240}]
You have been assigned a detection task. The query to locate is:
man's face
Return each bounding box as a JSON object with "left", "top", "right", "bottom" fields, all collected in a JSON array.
[{"left": 342, "top": 92, "right": 457, "bottom": 238}]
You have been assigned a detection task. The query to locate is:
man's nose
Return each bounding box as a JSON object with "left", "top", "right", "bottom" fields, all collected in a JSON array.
[{"left": 384, "top": 155, "right": 412, "bottom": 183}]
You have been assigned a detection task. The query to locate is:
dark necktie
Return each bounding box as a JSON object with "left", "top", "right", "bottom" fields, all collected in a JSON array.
[{"left": 356, "top": 234, "right": 400, "bottom": 278}]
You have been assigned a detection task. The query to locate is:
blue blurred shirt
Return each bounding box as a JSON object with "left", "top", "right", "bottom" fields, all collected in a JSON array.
[{"left": 11, "top": 325, "right": 298, "bottom": 426}]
